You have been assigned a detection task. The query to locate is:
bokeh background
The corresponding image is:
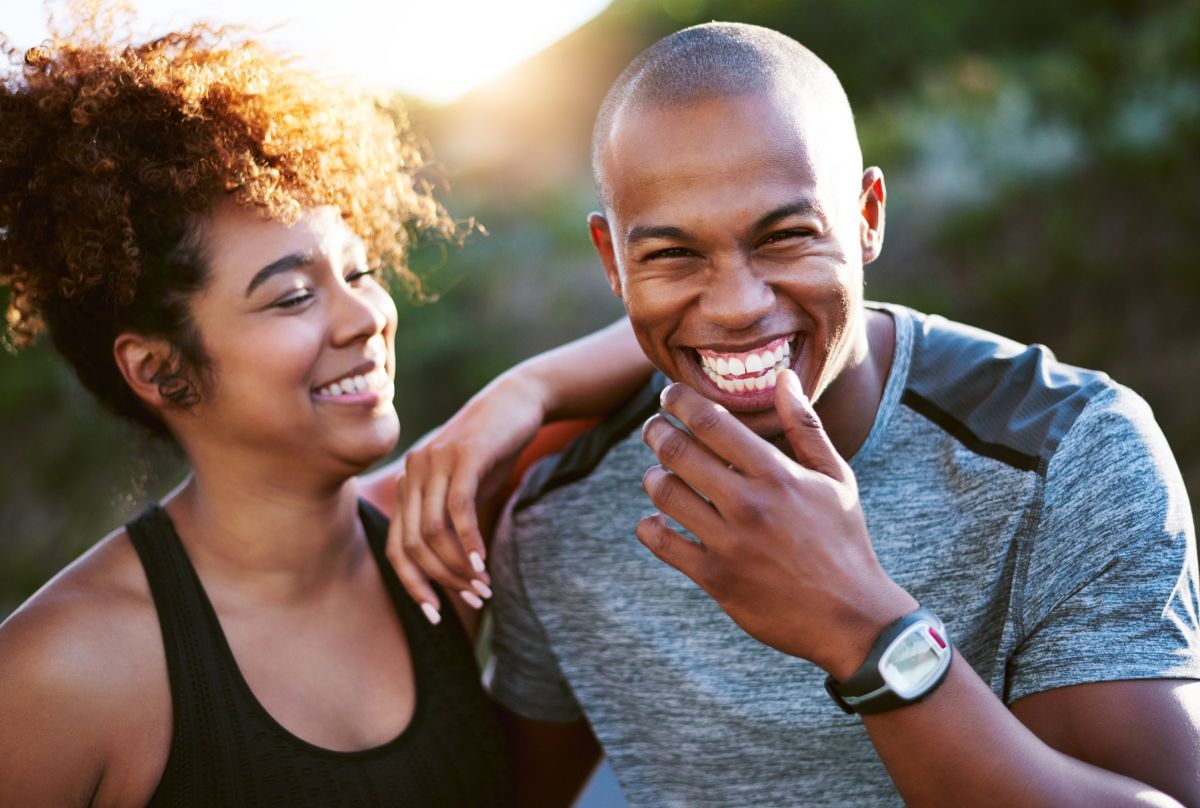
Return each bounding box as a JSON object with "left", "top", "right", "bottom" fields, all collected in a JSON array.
[{"left": 3, "top": 0, "right": 1199, "bottom": 619}]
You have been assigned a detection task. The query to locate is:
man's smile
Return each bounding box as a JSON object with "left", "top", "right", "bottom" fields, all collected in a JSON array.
[{"left": 688, "top": 334, "right": 801, "bottom": 408}]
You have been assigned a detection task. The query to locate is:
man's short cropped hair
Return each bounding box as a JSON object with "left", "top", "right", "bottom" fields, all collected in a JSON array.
[{"left": 590, "top": 22, "right": 859, "bottom": 205}]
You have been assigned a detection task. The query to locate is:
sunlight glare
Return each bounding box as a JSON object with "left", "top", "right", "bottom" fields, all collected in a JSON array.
[{"left": 5, "top": 0, "right": 612, "bottom": 103}]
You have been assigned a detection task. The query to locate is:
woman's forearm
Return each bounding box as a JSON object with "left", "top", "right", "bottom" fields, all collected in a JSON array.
[{"left": 506, "top": 317, "right": 653, "bottom": 421}]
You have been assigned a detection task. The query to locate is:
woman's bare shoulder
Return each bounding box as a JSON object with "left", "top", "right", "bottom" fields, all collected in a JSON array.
[
  {"left": 0, "top": 526, "right": 160, "bottom": 668},
  {"left": 0, "top": 527, "right": 171, "bottom": 805}
]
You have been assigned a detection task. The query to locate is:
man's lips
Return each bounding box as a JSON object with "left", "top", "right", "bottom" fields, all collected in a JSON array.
[{"left": 691, "top": 335, "right": 797, "bottom": 398}]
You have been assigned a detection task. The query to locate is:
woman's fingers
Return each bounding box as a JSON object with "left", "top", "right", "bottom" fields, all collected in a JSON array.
[
  {"left": 399, "top": 461, "right": 484, "bottom": 610},
  {"left": 420, "top": 456, "right": 488, "bottom": 586},
  {"left": 446, "top": 461, "right": 489, "bottom": 575}
]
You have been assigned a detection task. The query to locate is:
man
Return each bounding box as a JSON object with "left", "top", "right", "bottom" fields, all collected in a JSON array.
[{"left": 488, "top": 23, "right": 1200, "bottom": 806}]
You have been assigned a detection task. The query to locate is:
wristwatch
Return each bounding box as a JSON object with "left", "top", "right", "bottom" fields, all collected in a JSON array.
[{"left": 824, "top": 605, "right": 952, "bottom": 715}]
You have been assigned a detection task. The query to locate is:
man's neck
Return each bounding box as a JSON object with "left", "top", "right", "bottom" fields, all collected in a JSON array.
[{"left": 810, "top": 307, "right": 896, "bottom": 462}]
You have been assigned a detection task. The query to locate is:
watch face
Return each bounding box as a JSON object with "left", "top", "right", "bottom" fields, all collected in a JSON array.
[{"left": 879, "top": 623, "right": 950, "bottom": 699}]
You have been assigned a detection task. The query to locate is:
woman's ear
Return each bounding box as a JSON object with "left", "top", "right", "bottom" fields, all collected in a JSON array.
[{"left": 113, "top": 333, "right": 175, "bottom": 410}]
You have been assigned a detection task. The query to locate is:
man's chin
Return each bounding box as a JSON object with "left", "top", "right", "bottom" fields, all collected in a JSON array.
[{"left": 733, "top": 408, "right": 785, "bottom": 440}]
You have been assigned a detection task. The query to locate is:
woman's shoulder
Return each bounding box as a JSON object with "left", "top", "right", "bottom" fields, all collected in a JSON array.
[
  {"left": 1, "top": 525, "right": 159, "bottom": 659},
  {"left": 0, "top": 526, "right": 172, "bottom": 803}
]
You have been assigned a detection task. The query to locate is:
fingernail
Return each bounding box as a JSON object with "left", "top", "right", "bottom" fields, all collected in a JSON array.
[
  {"left": 420, "top": 602, "right": 442, "bottom": 625},
  {"left": 469, "top": 551, "right": 486, "bottom": 574},
  {"left": 460, "top": 590, "right": 485, "bottom": 610},
  {"left": 471, "top": 579, "right": 493, "bottom": 599},
  {"left": 641, "top": 414, "right": 658, "bottom": 441}
]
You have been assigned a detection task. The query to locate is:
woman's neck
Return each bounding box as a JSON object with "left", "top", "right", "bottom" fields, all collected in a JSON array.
[{"left": 161, "top": 461, "right": 368, "bottom": 605}]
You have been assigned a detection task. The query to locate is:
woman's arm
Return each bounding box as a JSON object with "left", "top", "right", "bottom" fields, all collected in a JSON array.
[{"left": 360, "top": 317, "right": 653, "bottom": 624}]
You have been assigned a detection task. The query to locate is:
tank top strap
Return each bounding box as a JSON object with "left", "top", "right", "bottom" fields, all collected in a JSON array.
[
  {"left": 355, "top": 499, "right": 472, "bottom": 658},
  {"left": 124, "top": 503, "right": 249, "bottom": 805}
]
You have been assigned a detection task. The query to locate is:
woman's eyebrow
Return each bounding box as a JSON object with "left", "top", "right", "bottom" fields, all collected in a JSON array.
[{"left": 244, "top": 252, "right": 316, "bottom": 296}]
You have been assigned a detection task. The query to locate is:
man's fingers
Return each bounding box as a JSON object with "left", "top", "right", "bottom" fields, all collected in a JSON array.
[
  {"left": 641, "top": 465, "right": 723, "bottom": 540},
  {"left": 642, "top": 414, "right": 738, "bottom": 507},
  {"left": 657, "top": 383, "right": 778, "bottom": 472},
  {"left": 635, "top": 513, "right": 706, "bottom": 582},
  {"left": 775, "top": 370, "right": 847, "bottom": 482}
]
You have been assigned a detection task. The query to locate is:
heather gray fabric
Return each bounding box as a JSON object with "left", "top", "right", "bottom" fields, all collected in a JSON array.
[{"left": 489, "top": 303, "right": 1200, "bottom": 807}]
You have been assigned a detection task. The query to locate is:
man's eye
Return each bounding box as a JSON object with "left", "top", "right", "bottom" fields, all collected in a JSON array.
[
  {"left": 645, "top": 247, "right": 694, "bottom": 260},
  {"left": 762, "top": 228, "right": 814, "bottom": 245}
]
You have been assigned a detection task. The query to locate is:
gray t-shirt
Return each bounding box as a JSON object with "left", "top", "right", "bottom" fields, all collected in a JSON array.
[{"left": 490, "top": 304, "right": 1200, "bottom": 807}]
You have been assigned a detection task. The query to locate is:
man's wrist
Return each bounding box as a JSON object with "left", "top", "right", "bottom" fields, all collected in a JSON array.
[{"left": 820, "top": 584, "right": 920, "bottom": 682}]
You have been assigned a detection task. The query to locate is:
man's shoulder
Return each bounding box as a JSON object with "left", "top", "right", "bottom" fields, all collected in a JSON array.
[
  {"left": 513, "top": 372, "right": 667, "bottom": 514},
  {"left": 893, "top": 305, "right": 1121, "bottom": 473}
]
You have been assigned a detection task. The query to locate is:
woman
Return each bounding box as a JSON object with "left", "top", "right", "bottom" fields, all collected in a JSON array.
[{"left": 0, "top": 7, "right": 648, "bottom": 805}]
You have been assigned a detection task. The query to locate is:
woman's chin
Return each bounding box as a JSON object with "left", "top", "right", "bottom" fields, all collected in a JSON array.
[{"left": 329, "top": 418, "right": 401, "bottom": 475}]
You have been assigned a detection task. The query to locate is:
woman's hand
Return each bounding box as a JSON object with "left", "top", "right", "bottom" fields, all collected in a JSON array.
[
  {"left": 378, "top": 317, "right": 654, "bottom": 624},
  {"left": 386, "top": 372, "right": 548, "bottom": 623}
]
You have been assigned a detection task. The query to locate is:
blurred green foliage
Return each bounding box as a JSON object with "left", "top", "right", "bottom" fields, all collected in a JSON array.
[{"left": 2, "top": 0, "right": 1197, "bottom": 618}]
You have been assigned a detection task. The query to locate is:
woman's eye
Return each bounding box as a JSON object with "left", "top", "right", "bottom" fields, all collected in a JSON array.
[
  {"left": 273, "top": 291, "right": 313, "bottom": 309},
  {"left": 346, "top": 267, "right": 377, "bottom": 283}
]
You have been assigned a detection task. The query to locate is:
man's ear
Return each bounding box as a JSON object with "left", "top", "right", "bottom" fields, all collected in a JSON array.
[
  {"left": 113, "top": 333, "right": 175, "bottom": 411},
  {"left": 859, "top": 167, "right": 886, "bottom": 265},
  {"left": 587, "top": 212, "right": 623, "bottom": 298}
]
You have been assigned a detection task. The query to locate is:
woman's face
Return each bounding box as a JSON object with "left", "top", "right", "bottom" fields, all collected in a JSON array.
[{"left": 174, "top": 202, "right": 399, "bottom": 477}]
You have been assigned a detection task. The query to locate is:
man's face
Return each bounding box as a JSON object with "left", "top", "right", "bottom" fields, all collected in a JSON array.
[{"left": 590, "top": 92, "right": 883, "bottom": 437}]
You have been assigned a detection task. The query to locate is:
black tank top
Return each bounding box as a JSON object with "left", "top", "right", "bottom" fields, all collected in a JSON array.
[{"left": 125, "top": 500, "right": 516, "bottom": 807}]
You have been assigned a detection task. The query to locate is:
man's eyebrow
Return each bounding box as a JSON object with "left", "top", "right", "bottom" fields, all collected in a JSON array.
[
  {"left": 245, "top": 252, "right": 315, "bottom": 296},
  {"left": 626, "top": 225, "right": 692, "bottom": 247},
  {"left": 755, "top": 200, "right": 829, "bottom": 231},
  {"left": 624, "top": 201, "right": 829, "bottom": 247}
]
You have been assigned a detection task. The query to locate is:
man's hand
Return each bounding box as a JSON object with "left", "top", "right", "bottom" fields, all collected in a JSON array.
[{"left": 638, "top": 369, "right": 916, "bottom": 678}]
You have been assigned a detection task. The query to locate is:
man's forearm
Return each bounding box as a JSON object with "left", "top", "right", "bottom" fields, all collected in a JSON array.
[{"left": 860, "top": 655, "right": 1183, "bottom": 807}]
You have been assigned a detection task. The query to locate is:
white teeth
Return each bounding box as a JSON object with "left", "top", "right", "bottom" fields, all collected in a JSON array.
[
  {"left": 700, "top": 336, "right": 798, "bottom": 396},
  {"left": 316, "top": 368, "right": 390, "bottom": 398}
]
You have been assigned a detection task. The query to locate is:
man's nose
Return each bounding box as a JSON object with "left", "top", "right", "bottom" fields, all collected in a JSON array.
[{"left": 699, "top": 257, "right": 775, "bottom": 330}]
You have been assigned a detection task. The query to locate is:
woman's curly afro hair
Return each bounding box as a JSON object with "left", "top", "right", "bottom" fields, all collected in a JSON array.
[{"left": 0, "top": 1, "right": 453, "bottom": 437}]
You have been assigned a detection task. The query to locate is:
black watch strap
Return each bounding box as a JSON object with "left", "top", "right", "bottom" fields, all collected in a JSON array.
[{"left": 824, "top": 606, "right": 952, "bottom": 715}]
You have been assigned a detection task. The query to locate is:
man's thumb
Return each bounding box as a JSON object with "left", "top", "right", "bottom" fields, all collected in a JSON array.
[{"left": 775, "top": 370, "right": 846, "bottom": 481}]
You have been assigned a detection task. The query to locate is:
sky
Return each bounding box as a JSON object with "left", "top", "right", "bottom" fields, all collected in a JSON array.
[{"left": 4, "top": 0, "right": 612, "bottom": 103}]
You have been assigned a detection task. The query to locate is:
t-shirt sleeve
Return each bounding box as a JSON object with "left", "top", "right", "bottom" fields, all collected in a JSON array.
[
  {"left": 487, "top": 496, "right": 584, "bottom": 723},
  {"left": 1007, "top": 384, "right": 1200, "bottom": 703}
]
